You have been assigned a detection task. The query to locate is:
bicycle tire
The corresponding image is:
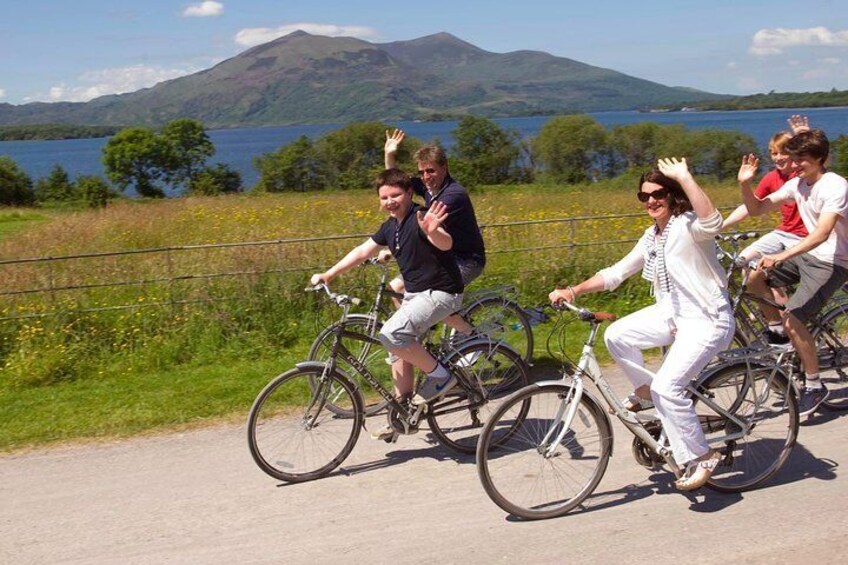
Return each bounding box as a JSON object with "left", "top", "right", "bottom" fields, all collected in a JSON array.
[
  {"left": 307, "top": 315, "right": 392, "bottom": 416},
  {"left": 692, "top": 362, "right": 798, "bottom": 493},
  {"left": 247, "top": 367, "right": 363, "bottom": 483},
  {"left": 427, "top": 341, "right": 530, "bottom": 454},
  {"left": 460, "top": 296, "right": 534, "bottom": 365},
  {"left": 476, "top": 382, "right": 613, "bottom": 520},
  {"left": 814, "top": 304, "right": 848, "bottom": 411}
]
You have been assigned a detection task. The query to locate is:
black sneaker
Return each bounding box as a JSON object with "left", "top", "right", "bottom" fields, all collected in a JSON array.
[{"left": 798, "top": 384, "right": 830, "bottom": 417}]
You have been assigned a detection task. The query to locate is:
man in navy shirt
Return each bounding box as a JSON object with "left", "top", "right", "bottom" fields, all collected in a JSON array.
[
  {"left": 311, "top": 169, "right": 464, "bottom": 441},
  {"left": 383, "top": 129, "right": 485, "bottom": 336}
]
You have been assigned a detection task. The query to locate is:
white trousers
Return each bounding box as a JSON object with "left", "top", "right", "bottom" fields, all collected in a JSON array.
[{"left": 604, "top": 302, "right": 735, "bottom": 465}]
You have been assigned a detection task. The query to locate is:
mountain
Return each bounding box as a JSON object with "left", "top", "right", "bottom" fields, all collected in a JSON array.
[{"left": 0, "top": 31, "right": 728, "bottom": 128}]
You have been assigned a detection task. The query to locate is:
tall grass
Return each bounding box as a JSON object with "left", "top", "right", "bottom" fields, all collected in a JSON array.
[{"left": 0, "top": 180, "right": 775, "bottom": 449}]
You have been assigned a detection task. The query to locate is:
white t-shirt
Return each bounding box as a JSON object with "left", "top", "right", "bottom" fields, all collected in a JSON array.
[{"left": 771, "top": 171, "right": 848, "bottom": 267}]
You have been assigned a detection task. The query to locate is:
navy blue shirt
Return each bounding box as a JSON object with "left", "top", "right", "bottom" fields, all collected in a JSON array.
[
  {"left": 412, "top": 175, "right": 485, "bottom": 262},
  {"left": 372, "top": 203, "right": 463, "bottom": 294}
]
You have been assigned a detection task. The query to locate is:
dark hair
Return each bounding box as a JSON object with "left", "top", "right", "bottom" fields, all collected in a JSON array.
[
  {"left": 373, "top": 168, "right": 413, "bottom": 192},
  {"left": 638, "top": 169, "right": 693, "bottom": 216},
  {"left": 413, "top": 145, "right": 448, "bottom": 167},
  {"left": 784, "top": 128, "right": 829, "bottom": 166}
]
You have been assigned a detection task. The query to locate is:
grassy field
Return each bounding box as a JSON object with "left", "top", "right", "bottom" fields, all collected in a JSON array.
[{"left": 0, "top": 180, "right": 776, "bottom": 450}]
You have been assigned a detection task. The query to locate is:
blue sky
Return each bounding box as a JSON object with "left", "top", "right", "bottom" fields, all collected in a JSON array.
[{"left": 1, "top": 1, "right": 847, "bottom": 105}]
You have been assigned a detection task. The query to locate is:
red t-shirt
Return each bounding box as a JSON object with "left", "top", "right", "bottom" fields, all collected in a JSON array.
[{"left": 755, "top": 169, "right": 808, "bottom": 237}]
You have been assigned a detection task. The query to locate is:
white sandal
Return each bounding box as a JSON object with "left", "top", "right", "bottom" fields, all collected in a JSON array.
[
  {"left": 675, "top": 450, "right": 722, "bottom": 491},
  {"left": 622, "top": 393, "right": 654, "bottom": 412}
]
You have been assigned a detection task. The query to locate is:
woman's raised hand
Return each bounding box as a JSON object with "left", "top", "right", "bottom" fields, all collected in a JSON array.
[
  {"left": 384, "top": 129, "right": 405, "bottom": 155},
  {"left": 737, "top": 153, "right": 760, "bottom": 185},
  {"left": 656, "top": 157, "right": 691, "bottom": 181},
  {"left": 787, "top": 114, "right": 810, "bottom": 135}
]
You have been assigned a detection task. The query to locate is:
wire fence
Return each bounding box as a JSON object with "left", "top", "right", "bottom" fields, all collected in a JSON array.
[{"left": 0, "top": 211, "right": 653, "bottom": 322}]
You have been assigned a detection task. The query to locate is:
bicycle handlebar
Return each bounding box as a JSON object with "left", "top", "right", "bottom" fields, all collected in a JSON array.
[
  {"left": 305, "top": 283, "right": 364, "bottom": 307},
  {"left": 551, "top": 299, "right": 616, "bottom": 323}
]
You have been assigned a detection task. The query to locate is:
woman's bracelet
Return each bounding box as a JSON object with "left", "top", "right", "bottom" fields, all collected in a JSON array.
[{"left": 567, "top": 285, "right": 577, "bottom": 302}]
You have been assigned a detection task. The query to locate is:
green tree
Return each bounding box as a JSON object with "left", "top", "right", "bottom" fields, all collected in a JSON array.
[
  {"left": 532, "top": 115, "right": 609, "bottom": 184},
  {"left": 34, "top": 164, "right": 75, "bottom": 202},
  {"left": 450, "top": 116, "right": 523, "bottom": 186},
  {"left": 686, "top": 129, "right": 758, "bottom": 180},
  {"left": 160, "top": 118, "right": 215, "bottom": 187},
  {"left": 832, "top": 134, "right": 848, "bottom": 178},
  {"left": 102, "top": 127, "right": 167, "bottom": 198},
  {"left": 0, "top": 156, "right": 36, "bottom": 206},
  {"left": 254, "top": 136, "right": 328, "bottom": 192},
  {"left": 315, "top": 122, "right": 386, "bottom": 189},
  {"left": 75, "top": 175, "right": 115, "bottom": 208},
  {"left": 189, "top": 163, "right": 242, "bottom": 195}
]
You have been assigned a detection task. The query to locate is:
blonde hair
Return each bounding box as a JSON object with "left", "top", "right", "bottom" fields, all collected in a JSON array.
[{"left": 768, "top": 131, "right": 793, "bottom": 154}]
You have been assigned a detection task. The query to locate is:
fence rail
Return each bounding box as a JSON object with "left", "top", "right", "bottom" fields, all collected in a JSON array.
[{"left": 0, "top": 211, "right": 661, "bottom": 322}]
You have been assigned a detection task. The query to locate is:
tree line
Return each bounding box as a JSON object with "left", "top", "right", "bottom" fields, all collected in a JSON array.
[{"left": 3, "top": 115, "right": 848, "bottom": 207}]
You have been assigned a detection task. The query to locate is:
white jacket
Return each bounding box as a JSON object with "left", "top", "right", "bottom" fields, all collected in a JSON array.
[{"left": 597, "top": 210, "right": 728, "bottom": 317}]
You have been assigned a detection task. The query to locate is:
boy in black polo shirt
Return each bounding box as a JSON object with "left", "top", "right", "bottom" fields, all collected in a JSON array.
[{"left": 311, "top": 169, "right": 464, "bottom": 440}]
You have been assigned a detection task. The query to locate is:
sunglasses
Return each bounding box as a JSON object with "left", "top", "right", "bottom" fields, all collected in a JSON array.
[
  {"left": 637, "top": 188, "right": 670, "bottom": 203},
  {"left": 418, "top": 167, "right": 438, "bottom": 175}
]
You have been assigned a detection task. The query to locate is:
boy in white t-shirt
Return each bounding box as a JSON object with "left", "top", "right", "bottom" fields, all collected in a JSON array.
[{"left": 739, "top": 129, "right": 848, "bottom": 417}]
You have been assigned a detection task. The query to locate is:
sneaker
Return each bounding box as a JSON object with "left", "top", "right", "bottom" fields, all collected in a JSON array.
[
  {"left": 456, "top": 349, "right": 482, "bottom": 368},
  {"left": 413, "top": 372, "right": 457, "bottom": 404},
  {"left": 798, "top": 384, "right": 830, "bottom": 417},
  {"left": 370, "top": 424, "right": 399, "bottom": 443}
]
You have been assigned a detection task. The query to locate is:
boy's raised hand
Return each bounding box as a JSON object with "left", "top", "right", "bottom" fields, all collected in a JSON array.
[
  {"left": 417, "top": 200, "right": 448, "bottom": 235},
  {"left": 787, "top": 115, "right": 810, "bottom": 135},
  {"left": 384, "top": 129, "right": 405, "bottom": 155},
  {"left": 656, "top": 157, "right": 691, "bottom": 181},
  {"left": 737, "top": 153, "right": 760, "bottom": 185}
]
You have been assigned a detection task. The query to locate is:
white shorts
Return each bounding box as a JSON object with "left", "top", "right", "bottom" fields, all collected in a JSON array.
[{"left": 741, "top": 230, "right": 803, "bottom": 262}]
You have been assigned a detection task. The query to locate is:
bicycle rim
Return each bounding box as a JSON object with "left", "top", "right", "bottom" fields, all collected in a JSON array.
[
  {"left": 476, "top": 384, "right": 612, "bottom": 520},
  {"left": 696, "top": 363, "right": 798, "bottom": 493},
  {"left": 461, "top": 296, "right": 534, "bottom": 365},
  {"left": 816, "top": 306, "right": 848, "bottom": 411},
  {"left": 247, "top": 367, "right": 363, "bottom": 483},
  {"left": 427, "top": 342, "right": 530, "bottom": 454},
  {"left": 306, "top": 316, "right": 392, "bottom": 416}
]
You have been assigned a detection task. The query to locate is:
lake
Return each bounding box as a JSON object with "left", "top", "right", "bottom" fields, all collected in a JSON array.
[{"left": 2, "top": 107, "right": 848, "bottom": 190}]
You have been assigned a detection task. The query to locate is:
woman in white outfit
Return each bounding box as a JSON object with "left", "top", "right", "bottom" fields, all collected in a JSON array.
[{"left": 549, "top": 157, "right": 735, "bottom": 491}]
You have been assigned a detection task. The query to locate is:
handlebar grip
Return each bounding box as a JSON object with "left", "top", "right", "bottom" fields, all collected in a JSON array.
[{"left": 350, "top": 297, "right": 363, "bottom": 306}]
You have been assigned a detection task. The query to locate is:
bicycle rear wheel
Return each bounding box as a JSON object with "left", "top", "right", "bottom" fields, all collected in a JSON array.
[
  {"left": 461, "top": 296, "right": 534, "bottom": 365},
  {"left": 247, "top": 367, "right": 363, "bottom": 483},
  {"left": 427, "top": 342, "right": 530, "bottom": 454},
  {"left": 815, "top": 305, "right": 848, "bottom": 411},
  {"left": 307, "top": 315, "right": 392, "bottom": 416},
  {"left": 476, "top": 383, "right": 612, "bottom": 520},
  {"left": 693, "top": 362, "right": 798, "bottom": 493}
]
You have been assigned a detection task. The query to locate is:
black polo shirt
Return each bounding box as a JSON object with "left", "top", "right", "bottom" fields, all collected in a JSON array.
[
  {"left": 412, "top": 175, "right": 485, "bottom": 261},
  {"left": 372, "top": 203, "right": 463, "bottom": 294}
]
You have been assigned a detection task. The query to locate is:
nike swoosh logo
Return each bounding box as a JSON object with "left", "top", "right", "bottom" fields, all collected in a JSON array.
[{"left": 435, "top": 378, "right": 453, "bottom": 392}]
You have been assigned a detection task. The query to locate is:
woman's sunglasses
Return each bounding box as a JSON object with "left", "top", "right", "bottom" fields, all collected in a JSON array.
[{"left": 637, "top": 188, "right": 670, "bottom": 203}]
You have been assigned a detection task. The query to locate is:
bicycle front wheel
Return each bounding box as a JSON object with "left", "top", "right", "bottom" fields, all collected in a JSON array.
[
  {"left": 247, "top": 367, "right": 363, "bottom": 483},
  {"left": 476, "top": 383, "right": 613, "bottom": 520},
  {"left": 461, "top": 296, "right": 534, "bottom": 365},
  {"left": 693, "top": 362, "right": 798, "bottom": 493},
  {"left": 427, "top": 342, "right": 530, "bottom": 454},
  {"left": 307, "top": 315, "right": 392, "bottom": 416},
  {"left": 815, "top": 304, "right": 848, "bottom": 411}
]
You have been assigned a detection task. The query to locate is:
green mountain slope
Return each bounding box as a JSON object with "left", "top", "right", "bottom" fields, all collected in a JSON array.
[{"left": 0, "top": 31, "right": 727, "bottom": 128}]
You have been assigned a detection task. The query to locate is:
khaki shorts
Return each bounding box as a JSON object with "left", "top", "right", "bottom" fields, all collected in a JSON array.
[
  {"left": 379, "top": 289, "right": 464, "bottom": 349},
  {"left": 766, "top": 254, "right": 848, "bottom": 323}
]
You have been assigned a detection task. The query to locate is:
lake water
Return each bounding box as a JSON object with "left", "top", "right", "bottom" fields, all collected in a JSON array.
[{"left": 2, "top": 107, "right": 847, "bottom": 190}]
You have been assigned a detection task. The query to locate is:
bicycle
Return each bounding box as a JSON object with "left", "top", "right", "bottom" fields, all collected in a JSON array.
[
  {"left": 248, "top": 282, "right": 532, "bottom": 483},
  {"left": 307, "top": 258, "right": 544, "bottom": 415},
  {"left": 717, "top": 232, "right": 848, "bottom": 411},
  {"left": 475, "top": 299, "right": 799, "bottom": 520}
]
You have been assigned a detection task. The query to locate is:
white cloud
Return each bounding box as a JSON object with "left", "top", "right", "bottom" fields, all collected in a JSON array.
[
  {"left": 0, "top": 87, "right": 5, "bottom": 99},
  {"left": 749, "top": 27, "right": 848, "bottom": 56},
  {"left": 822, "top": 57, "right": 842, "bottom": 65},
  {"left": 43, "top": 64, "right": 200, "bottom": 102},
  {"left": 726, "top": 61, "right": 737, "bottom": 69},
  {"left": 183, "top": 1, "right": 223, "bottom": 18},
  {"left": 234, "top": 23, "right": 378, "bottom": 47}
]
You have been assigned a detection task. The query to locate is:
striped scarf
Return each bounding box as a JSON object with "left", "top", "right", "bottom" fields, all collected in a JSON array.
[{"left": 641, "top": 216, "right": 676, "bottom": 294}]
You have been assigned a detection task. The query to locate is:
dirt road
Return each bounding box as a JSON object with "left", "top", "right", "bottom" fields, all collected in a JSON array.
[{"left": 2, "top": 364, "right": 846, "bottom": 565}]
